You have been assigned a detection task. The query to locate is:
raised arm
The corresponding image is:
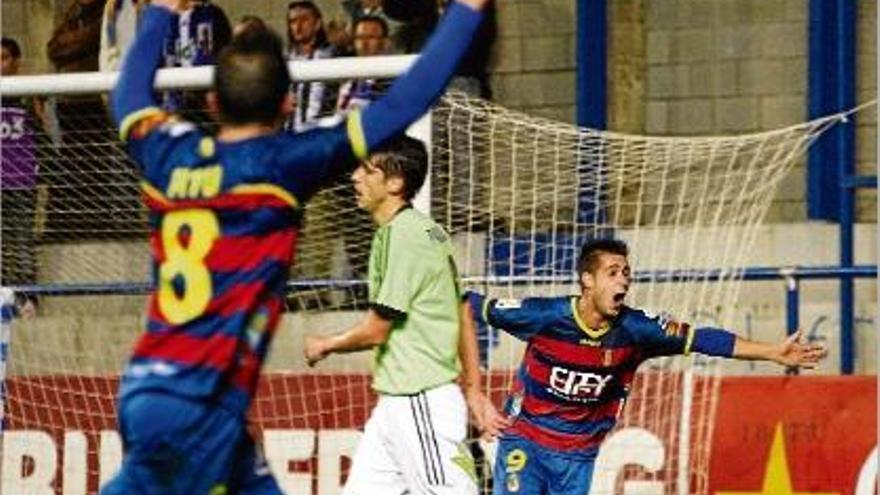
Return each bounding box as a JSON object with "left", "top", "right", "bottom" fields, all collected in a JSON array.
[
  {"left": 349, "top": 0, "right": 489, "bottom": 158},
  {"left": 110, "top": 2, "right": 176, "bottom": 131}
]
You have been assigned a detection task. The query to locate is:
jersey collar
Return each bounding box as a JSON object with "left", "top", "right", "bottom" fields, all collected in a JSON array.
[{"left": 570, "top": 296, "right": 611, "bottom": 340}]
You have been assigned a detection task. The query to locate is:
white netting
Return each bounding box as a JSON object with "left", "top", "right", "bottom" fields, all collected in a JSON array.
[{"left": 0, "top": 79, "right": 851, "bottom": 494}]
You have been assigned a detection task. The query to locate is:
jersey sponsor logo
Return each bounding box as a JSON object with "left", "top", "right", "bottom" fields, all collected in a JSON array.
[
  {"left": 548, "top": 366, "right": 613, "bottom": 401},
  {"left": 426, "top": 225, "right": 449, "bottom": 243},
  {"left": 166, "top": 165, "right": 223, "bottom": 199},
  {"left": 495, "top": 298, "right": 522, "bottom": 310},
  {"left": 663, "top": 320, "right": 690, "bottom": 338}
]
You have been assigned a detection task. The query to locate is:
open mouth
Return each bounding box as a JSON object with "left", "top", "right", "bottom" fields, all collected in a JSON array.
[{"left": 612, "top": 292, "right": 626, "bottom": 304}]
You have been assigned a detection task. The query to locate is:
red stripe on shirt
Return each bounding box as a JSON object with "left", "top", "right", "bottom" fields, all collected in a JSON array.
[
  {"left": 142, "top": 193, "right": 295, "bottom": 213},
  {"left": 205, "top": 281, "right": 267, "bottom": 317},
  {"left": 508, "top": 418, "right": 604, "bottom": 453},
  {"left": 132, "top": 330, "right": 238, "bottom": 371},
  {"left": 530, "top": 335, "right": 638, "bottom": 367},
  {"left": 206, "top": 230, "right": 298, "bottom": 271}
]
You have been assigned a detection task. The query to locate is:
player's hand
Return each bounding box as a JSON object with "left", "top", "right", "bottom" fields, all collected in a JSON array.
[
  {"left": 465, "top": 389, "right": 510, "bottom": 440},
  {"left": 454, "top": 0, "right": 491, "bottom": 11},
  {"left": 773, "top": 330, "right": 827, "bottom": 368},
  {"left": 304, "top": 335, "right": 329, "bottom": 367}
]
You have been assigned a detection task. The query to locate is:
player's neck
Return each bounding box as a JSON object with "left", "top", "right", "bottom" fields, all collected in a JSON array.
[
  {"left": 216, "top": 123, "right": 278, "bottom": 142},
  {"left": 372, "top": 198, "right": 407, "bottom": 226},
  {"left": 577, "top": 295, "right": 607, "bottom": 329}
]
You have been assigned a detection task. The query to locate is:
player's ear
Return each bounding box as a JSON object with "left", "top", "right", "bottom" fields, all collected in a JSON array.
[
  {"left": 280, "top": 92, "right": 295, "bottom": 118},
  {"left": 386, "top": 175, "right": 405, "bottom": 196},
  {"left": 580, "top": 270, "right": 594, "bottom": 291},
  {"left": 205, "top": 91, "right": 221, "bottom": 120}
]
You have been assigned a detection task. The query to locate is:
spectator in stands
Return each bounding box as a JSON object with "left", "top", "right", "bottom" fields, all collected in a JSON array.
[
  {"left": 286, "top": 0, "right": 338, "bottom": 132},
  {"left": 384, "top": 0, "right": 495, "bottom": 98},
  {"left": 336, "top": 16, "right": 392, "bottom": 114},
  {"left": 233, "top": 14, "right": 267, "bottom": 37},
  {"left": 1, "top": 37, "right": 39, "bottom": 315},
  {"left": 48, "top": 0, "right": 104, "bottom": 73},
  {"left": 99, "top": 0, "right": 147, "bottom": 72},
  {"left": 341, "top": 0, "right": 399, "bottom": 51},
  {"left": 161, "top": 0, "right": 231, "bottom": 116}
]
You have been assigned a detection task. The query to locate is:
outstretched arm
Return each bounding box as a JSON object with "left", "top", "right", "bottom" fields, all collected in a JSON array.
[
  {"left": 691, "top": 327, "right": 827, "bottom": 369},
  {"left": 349, "top": 0, "right": 490, "bottom": 158},
  {"left": 731, "top": 330, "right": 827, "bottom": 368}
]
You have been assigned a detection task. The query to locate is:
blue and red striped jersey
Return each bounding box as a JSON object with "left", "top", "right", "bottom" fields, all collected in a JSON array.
[
  {"left": 479, "top": 295, "right": 695, "bottom": 456},
  {"left": 118, "top": 108, "right": 358, "bottom": 414}
]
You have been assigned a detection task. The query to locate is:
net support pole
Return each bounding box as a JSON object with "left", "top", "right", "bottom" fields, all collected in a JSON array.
[
  {"left": 677, "top": 365, "right": 694, "bottom": 495},
  {"left": 0, "top": 288, "right": 16, "bottom": 433}
]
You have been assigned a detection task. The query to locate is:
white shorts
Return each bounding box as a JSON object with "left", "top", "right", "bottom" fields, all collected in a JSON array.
[{"left": 342, "top": 382, "right": 477, "bottom": 495}]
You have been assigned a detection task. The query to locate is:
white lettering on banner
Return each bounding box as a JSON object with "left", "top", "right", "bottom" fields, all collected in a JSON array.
[
  {"left": 590, "top": 428, "right": 664, "bottom": 495},
  {"left": 549, "top": 366, "right": 613, "bottom": 398},
  {"left": 1, "top": 431, "right": 56, "bottom": 495},
  {"left": 0, "top": 428, "right": 688, "bottom": 495},
  {"left": 99, "top": 430, "right": 123, "bottom": 487},
  {"left": 318, "top": 430, "right": 361, "bottom": 495},
  {"left": 855, "top": 446, "right": 878, "bottom": 495},
  {"left": 263, "top": 429, "right": 317, "bottom": 494},
  {"left": 63, "top": 431, "right": 87, "bottom": 495}
]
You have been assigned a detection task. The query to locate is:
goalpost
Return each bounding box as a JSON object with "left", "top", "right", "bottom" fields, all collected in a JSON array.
[{"left": 0, "top": 59, "right": 852, "bottom": 495}]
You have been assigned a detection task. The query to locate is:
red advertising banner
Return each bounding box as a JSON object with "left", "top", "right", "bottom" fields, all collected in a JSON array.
[
  {"left": 2, "top": 374, "right": 876, "bottom": 494},
  {"left": 709, "top": 376, "right": 877, "bottom": 495}
]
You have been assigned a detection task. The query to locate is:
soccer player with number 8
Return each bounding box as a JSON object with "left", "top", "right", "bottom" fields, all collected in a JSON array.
[{"left": 100, "top": 0, "right": 492, "bottom": 492}]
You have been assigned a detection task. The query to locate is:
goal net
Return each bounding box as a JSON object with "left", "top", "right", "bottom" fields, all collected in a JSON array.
[{"left": 0, "top": 67, "right": 848, "bottom": 495}]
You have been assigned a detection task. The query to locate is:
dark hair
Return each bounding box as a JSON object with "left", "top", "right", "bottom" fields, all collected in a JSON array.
[
  {"left": 1, "top": 37, "right": 21, "bottom": 59},
  {"left": 287, "top": 1, "right": 328, "bottom": 49},
  {"left": 236, "top": 15, "right": 267, "bottom": 33},
  {"left": 353, "top": 16, "right": 389, "bottom": 38},
  {"left": 577, "top": 239, "right": 629, "bottom": 276},
  {"left": 214, "top": 24, "right": 291, "bottom": 125},
  {"left": 369, "top": 135, "right": 428, "bottom": 202}
]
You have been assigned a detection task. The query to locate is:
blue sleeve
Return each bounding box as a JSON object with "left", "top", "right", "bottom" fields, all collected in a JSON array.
[
  {"left": 466, "top": 293, "right": 554, "bottom": 342},
  {"left": 691, "top": 327, "right": 736, "bottom": 357},
  {"left": 346, "top": 1, "right": 484, "bottom": 159},
  {"left": 273, "top": 126, "right": 356, "bottom": 203},
  {"left": 623, "top": 309, "right": 694, "bottom": 357},
  {"left": 111, "top": 5, "right": 172, "bottom": 133}
]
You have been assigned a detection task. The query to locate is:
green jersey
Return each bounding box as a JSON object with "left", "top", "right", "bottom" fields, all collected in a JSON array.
[{"left": 368, "top": 206, "right": 462, "bottom": 395}]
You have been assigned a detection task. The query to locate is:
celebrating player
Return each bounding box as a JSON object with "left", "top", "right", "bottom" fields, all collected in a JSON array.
[
  {"left": 467, "top": 238, "right": 828, "bottom": 495},
  {"left": 100, "top": 0, "right": 491, "bottom": 492},
  {"left": 304, "top": 136, "right": 507, "bottom": 495}
]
